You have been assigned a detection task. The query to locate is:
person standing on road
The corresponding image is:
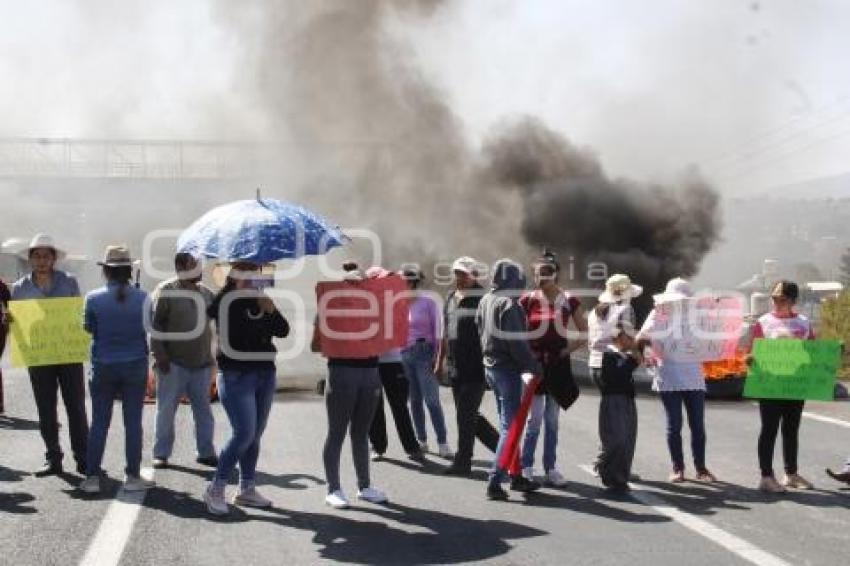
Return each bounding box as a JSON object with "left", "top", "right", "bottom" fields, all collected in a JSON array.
[
  {"left": 79, "top": 245, "right": 153, "bottom": 494},
  {"left": 588, "top": 274, "right": 642, "bottom": 476},
  {"left": 202, "top": 262, "right": 289, "bottom": 515},
  {"left": 518, "top": 251, "right": 587, "bottom": 488},
  {"left": 314, "top": 261, "right": 389, "bottom": 510},
  {"left": 594, "top": 321, "right": 641, "bottom": 492},
  {"left": 150, "top": 252, "right": 217, "bottom": 470},
  {"left": 366, "top": 267, "right": 424, "bottom": 463},
  {"left": 435, "top": 256, "right": 499, "bottom": 477},
  {"left": 749, "top": 280, "right": 816, "bottom": 493},
  {"left": 476, "top": 259, "right": 542, "bottom": 500},
  {"left": 400, "top": 268, "right": 452, "bottom": 459},
  {"left": 637, "top": 277, "right": 717, "bottom": 484},
  {"left": 0, "top": 277, "right": 10, "bottom": 414},
  {"left": 10, "top": 234, "right": 89, "bottom": 476}
]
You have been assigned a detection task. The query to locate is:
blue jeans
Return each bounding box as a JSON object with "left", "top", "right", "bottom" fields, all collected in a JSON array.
[
  {"left": 521, "top": 392, "right": 560, "bottom": 472},
  {"left": 660, "top": 390, "right": 707, "bottom": 472},
  {"left": 401, "top": 341, "right": 447, "bottom": 445},
  {"left": 214, "top": 367, "right": 276, "bottom": 488},
  {"left": 86, "top": 359, "right": 148, "bottom": 477},
  {"left": 485, "top": 366, "right": 523, "bottom": 487},
  {"left": 153, "top": 363, "right": 215, "bottom": 460}
]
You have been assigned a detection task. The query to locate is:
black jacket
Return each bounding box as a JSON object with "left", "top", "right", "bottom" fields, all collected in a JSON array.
[
  {"left": 596, "top": 347, "right": 638, "bottom": 396},
  {"left": 444, "top": 286, "right": 486, "bottom": 383},
  {"left": 208, "top": 292, "right": 289, "bottom": 372}
]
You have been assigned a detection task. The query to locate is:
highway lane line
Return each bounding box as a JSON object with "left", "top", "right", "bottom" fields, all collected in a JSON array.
[
  {"left": 577, "top": 465, "right": 792, "bottom": 566},
  {"left": 747, "top": 402, "right": 850, "bottom": 429},
  {"left": 801, "top": 411, "right": 850, "bottom": 428},
  {"left": 79, "top": 468, "right": 155, "bottom": 566}
]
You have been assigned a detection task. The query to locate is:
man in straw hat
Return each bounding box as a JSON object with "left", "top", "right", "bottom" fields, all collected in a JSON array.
[{"left": 10, "top": 234, "right": 89, "bottom": 476}]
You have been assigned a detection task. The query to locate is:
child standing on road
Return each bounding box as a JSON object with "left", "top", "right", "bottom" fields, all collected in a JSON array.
[{"left": 594, "top": 322, "right": 640, "bottom": 492}]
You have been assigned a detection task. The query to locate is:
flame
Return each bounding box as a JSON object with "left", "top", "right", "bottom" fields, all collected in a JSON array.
[{"left": 702, "top": 350, "right": 747, "bottom": 380}]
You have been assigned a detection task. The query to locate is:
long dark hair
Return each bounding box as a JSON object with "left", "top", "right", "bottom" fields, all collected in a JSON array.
[{"left": 103, "top": 266, "right": 133, "bottom": 302}]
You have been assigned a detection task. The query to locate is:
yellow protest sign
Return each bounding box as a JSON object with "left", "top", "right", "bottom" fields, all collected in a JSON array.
[{"left": 9, "top": 298, "right": 91, "bottom": 367}]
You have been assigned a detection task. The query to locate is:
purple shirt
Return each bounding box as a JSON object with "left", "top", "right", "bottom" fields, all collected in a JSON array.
[{"left": 407, "top": 295, "right": 440, "bottom": 347}]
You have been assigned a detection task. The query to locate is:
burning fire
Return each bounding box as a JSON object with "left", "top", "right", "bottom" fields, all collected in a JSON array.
[{"left": 702, "top": 350, "right": 748, "bottom": 380}]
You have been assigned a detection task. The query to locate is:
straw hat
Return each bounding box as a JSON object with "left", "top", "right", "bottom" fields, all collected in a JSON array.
[
  {"left": 598, "top": 274, "right": 643, "bottom": 303},
  {"left": 653, "top": 277, "right": 694, "bottom": 304},
  {"left": 22, "top": 233, "right": 66, "bottom": 261},
  {"left": 97, "top": 245, "right": 134, "bottom": 267}
]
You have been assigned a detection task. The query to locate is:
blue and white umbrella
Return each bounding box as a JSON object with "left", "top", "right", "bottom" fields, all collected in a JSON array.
[{"left": 177, "top": 196, "right": 348, "bottom": 264}]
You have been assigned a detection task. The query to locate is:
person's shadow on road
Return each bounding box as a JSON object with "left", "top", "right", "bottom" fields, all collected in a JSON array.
[
  {"left": 0, "top": 415, "right": 40, "bottom": 431},
  {"left": 632, "top": 478, "right": 849, "bottom": 516},
  {"left": 142, "top": 485, "right": 547, "bottom": 564},
  {"left": 0, "top": 492, "right": 37, "bottom": 514}
]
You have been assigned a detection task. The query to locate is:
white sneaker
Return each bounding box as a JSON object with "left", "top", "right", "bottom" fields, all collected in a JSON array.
[
  {"left": 325, "top": 490, "right": 350, "bottom": 509},
  {"left": 204, "top": 483, "right": 229, "bottom": 515},
  {"left": 123, "top": 475, "right": 156, "bottom": 492},
  {"left": 545, "top": 469, "right": 568, "bottom": 487},
  {"left": 759, "top": 476, "right": 786, "bottom": 493},
  {"left": 357, "top": 486, "right": 389, "bottom": 504},
  {"left": 438, "top": 443, "right": 454, "bottom": 459},
  {"left": 371, "top": 450, "right": 384, "bottom": 462},
  {"left": 522, "top": 467, "right": 535, "bottom": 481},
  {"left": 79, "top": 475, "right": 100, "bottom": 494},
  {"left": 233, "top": 486, "right": 273, "bottom": 508},
  {"left": 418, "top": 441, "right": 429, "bottom": 454}
]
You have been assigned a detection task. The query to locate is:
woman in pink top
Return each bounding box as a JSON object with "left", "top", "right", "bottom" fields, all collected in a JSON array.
[
  {"left": 400, "top": 268, "right": 451, "bottom": 458},
  {"left": 749, "top": 280, "right": 815, "bottom": 493}
]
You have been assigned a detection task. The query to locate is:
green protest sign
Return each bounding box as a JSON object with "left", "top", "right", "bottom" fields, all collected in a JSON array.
[{"left": 743, "top": 339, "right": 840, "bottom": 401}]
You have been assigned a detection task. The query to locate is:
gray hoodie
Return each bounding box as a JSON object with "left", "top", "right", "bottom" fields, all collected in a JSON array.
[{"left": 475, "top": 259, "right": 542, "bottom": 375}]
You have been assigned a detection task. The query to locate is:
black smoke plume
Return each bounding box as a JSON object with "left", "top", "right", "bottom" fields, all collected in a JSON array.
[{"left": 480, "top": 117, "right": 721, "bottom": 316}]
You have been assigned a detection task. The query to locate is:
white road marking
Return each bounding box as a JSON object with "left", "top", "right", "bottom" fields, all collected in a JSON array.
[
  {"left": 748, "top": 402, "right": 850, "bottom": 429},
  {"left": 801, "top": 411, "right": 850, "bottom": 429},
  {"left": 79, "top": 468, "right": 155, "bottom": 566},
  {"left": 577, "top": 465, "right": 792, "bottom": 566}
]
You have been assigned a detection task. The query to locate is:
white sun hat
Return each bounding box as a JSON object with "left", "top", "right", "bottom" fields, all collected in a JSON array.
[
  {"left": 653, "top": 277, "right": 694, "bottom": 304},
  {"left": 21, "top": 233, "right": 66, "bottom": 261},
  {"left": 451, "top": 256, "right": 479, "bottom": 276},
  {"left": 598, "top": 274, "right": 643, "bottom": 304}
]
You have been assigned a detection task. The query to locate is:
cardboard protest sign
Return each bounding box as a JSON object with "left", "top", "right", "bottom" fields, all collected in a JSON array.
[
  {"left": 315, "top": 274, "right": 410, "bottom": 359},
  {"left": 743, "top": 339, "right": 840, "bottom": 401},
  {"left": 641, "top": 295, "right": 744, "bottom": 363},
  {"left": 9, "top": 298, "right": 91, "bottom": 367}
]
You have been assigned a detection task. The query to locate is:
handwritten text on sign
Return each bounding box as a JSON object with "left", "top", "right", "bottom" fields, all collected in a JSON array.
[
  {"left": 743, "top": 339, "right": 840, "bottom": 401},
  {"left": 641, "top": 295, "right": 744, "bottom": 363},
  {"left": 9, "top": 298, "right": 91, "bottom": 367}
]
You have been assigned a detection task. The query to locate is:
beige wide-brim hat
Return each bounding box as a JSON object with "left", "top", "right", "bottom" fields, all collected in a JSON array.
[
  {"left": 653, "top": 277, "right": 694, "bottom": 304},
  {"left": 598, "top": 274, "right": 643, "bottom": 303},
  {"left": 21, "top": 233, "right": 66, "bottom": 261},
  {"left": 97, "top": 245, "right": 135, "bottom": 267}
]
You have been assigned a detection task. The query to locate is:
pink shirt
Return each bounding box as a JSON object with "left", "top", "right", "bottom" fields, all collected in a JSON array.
[{"left": 752, "top": 311, "right": 815, "bottom": 341}]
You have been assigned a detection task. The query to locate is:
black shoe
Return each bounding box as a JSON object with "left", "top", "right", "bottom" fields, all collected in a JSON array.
[
  {"left": 152, "top": 458, "right": 169, "bottom": 469},
  {"left": 196, "top": 455, "right": 218, "bottom": 467},
  {"left": 76, "top": 461, "right": 87, "bottom": 475},
  {"left": 486, "top": 484, "right": 509, "bottom": 501},
  {"left": 443, "top": 464, "right": 472, "bottom": 477},
  {"left": 407, "top": 450, "right": 426, "bottom": 463},
  {"left": 34, "top": 461, "right": 62, "bottom": 477},
  {"left": 510, "top": 476, "right": 541, "bottom": 493}
]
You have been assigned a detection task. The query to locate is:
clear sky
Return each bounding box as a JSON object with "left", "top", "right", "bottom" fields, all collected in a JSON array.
[{"left": 1, "top": 0, "right": 849, "bottom": 193}]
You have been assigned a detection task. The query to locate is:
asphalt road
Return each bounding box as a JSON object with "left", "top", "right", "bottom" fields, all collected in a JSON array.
[{"left": 1, "top": 366, "right": 848, "bottom": 566}]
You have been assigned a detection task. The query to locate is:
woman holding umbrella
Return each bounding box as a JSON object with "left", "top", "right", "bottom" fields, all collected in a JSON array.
[
  {"left": 179, "top": 195, "right": 345, "bottom": 515},
  {"left": 203, "top": 262, "right": 289, "bottom": 515}
]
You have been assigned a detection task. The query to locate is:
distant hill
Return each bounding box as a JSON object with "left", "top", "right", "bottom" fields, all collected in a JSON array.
[{"left": 761, "top": 172, "right": 850, "bottom": 200}]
